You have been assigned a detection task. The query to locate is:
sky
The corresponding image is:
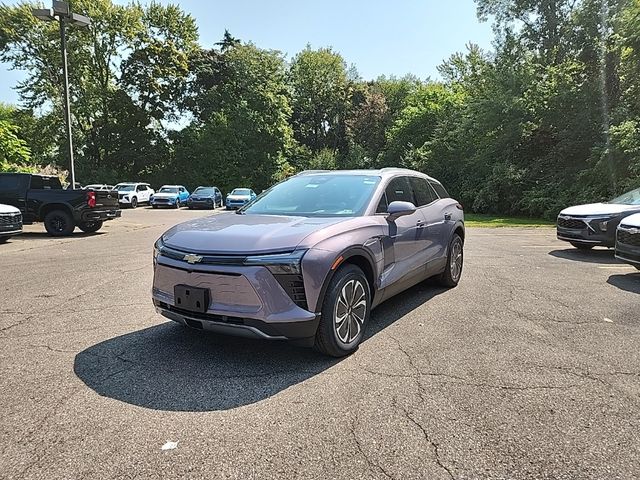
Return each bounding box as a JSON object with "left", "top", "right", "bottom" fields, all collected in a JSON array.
[{"left": 0, "top": 0, "right": 494, "bottom": 105}]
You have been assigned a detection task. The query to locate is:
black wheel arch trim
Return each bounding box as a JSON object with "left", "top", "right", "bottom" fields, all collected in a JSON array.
[
  {"left": 38, "top": 202, "right": 74, "bottom": 221},
  {"left": 313, "top": 245, "right": 379, "bottom": 314}
]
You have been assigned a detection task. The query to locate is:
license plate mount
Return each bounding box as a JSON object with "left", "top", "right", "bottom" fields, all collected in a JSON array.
[{"left": 174, "top": 285, "right": 209, "bottom": 313}]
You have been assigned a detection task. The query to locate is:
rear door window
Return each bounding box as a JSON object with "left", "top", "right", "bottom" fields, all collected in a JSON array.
[
  {"left": 409, "top": 177, "right": 437, "bottom": 206},
  {"left": 429, "top": 181, "right": 449, "bottom": 199}
]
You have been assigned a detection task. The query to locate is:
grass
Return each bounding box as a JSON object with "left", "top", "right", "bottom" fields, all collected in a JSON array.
[{"left": 464, "top": 213, "right": 554, "bottom": 228}]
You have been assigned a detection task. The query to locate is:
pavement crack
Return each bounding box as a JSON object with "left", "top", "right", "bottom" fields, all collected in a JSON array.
[
  {"left": 349, "top": 413, "right": 396, "bottom": 480},
  {"left": 396, "top": 401, "right": 455, "bottom": 480}
]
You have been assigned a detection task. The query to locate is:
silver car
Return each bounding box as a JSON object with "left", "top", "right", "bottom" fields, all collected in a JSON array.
[{"left": 152, "top": 168, "right": 465, "bottom": 356}]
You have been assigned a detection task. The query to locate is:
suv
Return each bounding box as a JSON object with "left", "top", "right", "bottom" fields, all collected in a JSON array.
[
  {"left": 113, "top": 182, "right": 154, "bottom": 208},
  {"left": 0, "top": 173, "right": 121, "bottom": 236},
  {"left": 0, "top": 203, "right": 22, "bottom": 243},
  {"left": 152, "top": 168, "right": 464, "bottom": 357},
  {"left": 615, "top": 213, "right": 640, "bottom": 270}
]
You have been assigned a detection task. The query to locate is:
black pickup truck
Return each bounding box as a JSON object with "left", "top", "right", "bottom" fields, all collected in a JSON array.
[{"left": 0, "top": 173, "right": 121, "bottom": 236}]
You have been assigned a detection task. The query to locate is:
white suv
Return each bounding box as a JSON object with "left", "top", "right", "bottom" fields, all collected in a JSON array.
[{"left": 113, "top": 183, "right": 154, "bottom": 208}]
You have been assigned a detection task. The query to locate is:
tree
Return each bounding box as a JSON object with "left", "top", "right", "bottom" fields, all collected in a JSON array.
[
  {"left": 288, "top": 46, "right": 351, "bottom": 155},
  {"left": 175, "top": 40, "right": 293, "bottom": 192}
]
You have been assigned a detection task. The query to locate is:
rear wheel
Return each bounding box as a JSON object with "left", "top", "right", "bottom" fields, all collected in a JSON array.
[
  {"left": 571, "top": 242, "right": 593, "bottom": 250},
  {"left": 44, "top": 210, "right": 75, "bottom": 236},
  {"left": 130, "top": 197, "right": 138, "bottom": 209},
  {"left": 315, "top": 264, "right": 371, "bottom": 357},
  {"left": 78, "top": 220, "right": 103, "bottom": 233},
  {"left": 437, "top": 233, "right": 464, "bottom": 288}
]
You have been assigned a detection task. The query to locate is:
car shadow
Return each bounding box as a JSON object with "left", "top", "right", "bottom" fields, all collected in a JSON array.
[
  {"left": 607, "top": 273, "right": 640, "bottom": 294},
  {"left": 74, "top": 282, "right": 446, "bottom": 412},
  {"left": 548, "top": 248, "right": 621, "bottom": 265},
  {"left": 16, "top": 231, "right": 106, "bottom": 239}
]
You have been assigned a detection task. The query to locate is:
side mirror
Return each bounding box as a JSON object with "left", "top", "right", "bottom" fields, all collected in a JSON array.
[{"left": 387, "top": 201, "right": 416, "bottom": 220}]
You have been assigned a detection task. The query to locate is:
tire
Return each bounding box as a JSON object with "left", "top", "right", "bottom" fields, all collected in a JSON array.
[
  {"left": 437, "top": 233, "right": 464, "bottom": 288},
  {"left": 314, "top": 264, "right": 371, "bottom": 357},
  {"left": 130, "top": 197, "right": 138, "bottom": 209},
  {"left": 152, "top": 205, "right": 158, "bottom": 209},
  {"left": 44, "top": 209, "right": 75, "bottom": 236},
  {"left": 0, "top": 236, "right": 8, "bottom": 244},
  {"left": 571, "top": 242, "right": 593, "bottom": 250},
  {"left": 175, "top": 199, "right": 181, "bottom": 209},
  {"left": 78, "top": 220, "right": 103, "bottom": 233}
]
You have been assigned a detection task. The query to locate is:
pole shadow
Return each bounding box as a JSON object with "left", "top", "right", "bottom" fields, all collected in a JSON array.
[{"left": 74, "top": 281, "right": 445, "bottom": 412}]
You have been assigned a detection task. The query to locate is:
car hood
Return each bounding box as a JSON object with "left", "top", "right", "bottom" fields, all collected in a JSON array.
[
  {"left": 559, "top": 203, "right": 639, "bottom": 216},
  {"left": 162, "top": 213, "right": 347, "bottom": 254},
  {"left": 620, "top": 213, "right": 640, "bottom": 228},
  {"left": 227, "top": 195, "right": 250, "bottom": 201},
  {"left": 154, "top": 192, "right": 179, "bottom": 199},
  {"left": 0, "top": 203, "right": 20, "bottom": 214}
]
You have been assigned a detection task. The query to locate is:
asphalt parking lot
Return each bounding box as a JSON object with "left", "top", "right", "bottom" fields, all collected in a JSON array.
[{"left": 1, "top": 208, "right": 639, "bottom": 480}]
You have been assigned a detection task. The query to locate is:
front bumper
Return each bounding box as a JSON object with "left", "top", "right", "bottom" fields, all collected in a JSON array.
[
  {"left": 152, "top": 257, "right": 319, "bottom": 341},
  {"left": 0, "top": 227, "right": 22, "bottom": 237},
  {"left": 226, "top": 200, "right": 248, "bottom": 209},
  {"left": 615, "top": 229, "right": 640, "bottom": 266},
  {"left": 81, "top": 209, "right": 121, "bottom": 222},
  {"left": 187, "top": 199, "right": 214, "bottom": 208},
  {"left": 149, "top": 197, "right": 178, "bottom": 207},
  {"left": 556, "top": 216, "right": 617, "bottom": 247}
]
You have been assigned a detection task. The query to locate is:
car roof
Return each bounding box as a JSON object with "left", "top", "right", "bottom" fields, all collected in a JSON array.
[
  {"left": 160, "top": 185, "right": 183, "bottom": 188},
  {"left": 294, "top": 168, "right": 440, "bottom": 183}
]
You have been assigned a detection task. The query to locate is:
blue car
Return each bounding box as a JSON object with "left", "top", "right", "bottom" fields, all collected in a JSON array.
[
  {"left": 187, "top": 186, "right": 223, "bottom": 209},
  {"left": 226, "top": 188, "right": 256, "bottom": 210},
  {"left": 150, "top": 185, "right": 190, "bottom": 209}
]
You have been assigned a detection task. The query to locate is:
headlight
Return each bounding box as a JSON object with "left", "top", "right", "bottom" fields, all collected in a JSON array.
[
  {"left": 589, "top": 217, "right": 613, "bottom": 232},
  {"left": 153, "top": 237, "right": 164, "bottom": 265},
  {"left": 243, "top": 250, "right": 306, "bottom": 274}
]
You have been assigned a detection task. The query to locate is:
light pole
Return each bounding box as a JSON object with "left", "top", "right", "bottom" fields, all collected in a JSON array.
[{"left": 32, "top": 1, "right": 90, "bottom": 189}]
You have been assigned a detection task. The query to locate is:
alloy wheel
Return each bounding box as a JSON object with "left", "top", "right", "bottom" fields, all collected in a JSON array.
[
  {"left": 450, "top": 239, "right": 463, "bottom": 282},
  {"left": 334, "top": 279, "right": 367, "bottom": 344}
]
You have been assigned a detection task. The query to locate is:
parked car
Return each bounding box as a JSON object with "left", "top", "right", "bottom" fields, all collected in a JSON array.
[
  {"left": 0, "top": 203, "right": 23, "bottom": 243},
  {"left": 85, "top": 184, "right": 115, "bottom": 191},
  {"left": 0, "top": 173, "right": 120, "bottom": 236},
  {"left": 187, "top": 186, "right": 223, "bottom": 209},
  {"left": 225, "top": 188, "right": 256, "bottom": 209},
  {"left": 150, "top": 185, "right": 190, "bottom": 209},
  {"left": 615, "top": 213, "right": 640, "bottom": 270},
  {"left": 113, "top": 182, "right": 154, "bottom": 208},
  {"left": 557, "top": 186, "right": 640, "bottom": 249},
  {"left": 152, "top": 168, "right": 464, "bottom": 357}
]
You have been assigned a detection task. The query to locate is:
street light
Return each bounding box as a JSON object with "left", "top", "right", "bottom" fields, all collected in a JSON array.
[{"left": 32, "top": 1, "right": 90, "bottom": 189}]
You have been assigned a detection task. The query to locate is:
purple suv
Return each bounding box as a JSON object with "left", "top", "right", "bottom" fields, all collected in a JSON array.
[{"left": 152, "top": 168, "right": 464, "bottom": 356}]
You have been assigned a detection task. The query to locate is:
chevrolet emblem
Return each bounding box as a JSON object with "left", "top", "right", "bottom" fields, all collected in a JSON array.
[{"left": 183, "top": 253, "right": 203, "bottom": 264}]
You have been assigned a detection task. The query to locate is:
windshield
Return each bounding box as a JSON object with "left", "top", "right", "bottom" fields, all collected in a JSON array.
[
  {"left": 194, "top": 187, "right": 213, "bottom": 194},
  {"left": 231, "top": 188, "right": 251, "bottom": 196},
  {"left": 115, "top": 184, "right": 135, "bottom": 192},
  {"left": 610, "top": 187, "right": 640, "bottom": 205},
  {"left": 242, "top": 175, "right": 380, "bottom": 217},
  {"left": 159, "top": 187, "right": 179, "bottom": 193}
]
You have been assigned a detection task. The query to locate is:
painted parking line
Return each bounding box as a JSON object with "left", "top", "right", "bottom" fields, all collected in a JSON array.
[
  {"left": 521, "top": 245, "right": 564, "bottom": 248},
  {"left": 597, "top": 265, "right": 637, "bottom": 270}
]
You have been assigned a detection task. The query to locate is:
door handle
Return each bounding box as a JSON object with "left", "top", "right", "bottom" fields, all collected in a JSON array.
[
  {"left": 416, "top": 220, "right": 426, "bottom": 228},
  {"left": 444, "top": 212, "right": 452, "bottom": 221}
]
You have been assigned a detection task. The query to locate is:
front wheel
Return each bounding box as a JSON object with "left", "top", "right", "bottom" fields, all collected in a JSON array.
[
  {"left": 315, "top": 264, "right": 371, "bottom": 357},
  {"left": 175, "top": 199, "right": 181, "bottom": 209},
  {"left": 0, "top": 236, "right": 8, "bottom": 244},
  {"left": 78, "top": 220, "right": 103, "bottom": 233},
  {"left": 44, "top": 210, "right": 75, "bottom": 236},
  {"left": 130, "top": 197, "right": 138, "bottom": 209},
  {"left": 437, "top": 233, "right": 463, "bottom": 288}
]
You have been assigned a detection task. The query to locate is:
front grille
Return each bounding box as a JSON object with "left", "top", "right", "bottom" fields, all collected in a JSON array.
[
  {"left": 0, "top": 213, "right": 22, "bottom": 225},
  {"left": 154, "top": 198, "right": 171, "bottom": 203},
  {"left": 273, "top": 274, "right": 308, "bottom": 310},
  {"left": 617, "top": 229, "right": 640, "bottom": 247},
  {"left": 557, "top": 217, "right": 586, "bottom": 230}
]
